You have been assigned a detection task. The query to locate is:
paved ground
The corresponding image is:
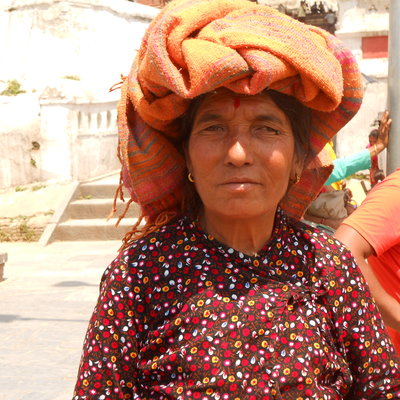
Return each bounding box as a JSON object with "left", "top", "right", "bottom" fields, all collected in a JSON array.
[{"left": 0, "top": 240, "right": 122, "bottom": 400}]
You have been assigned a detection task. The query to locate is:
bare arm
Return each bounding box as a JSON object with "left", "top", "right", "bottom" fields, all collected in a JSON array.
[
  {"left": 335, "top": 224, "right": 400, "bottom": 332},
  {"left": 368, "top": 110, "right": 391, "bottom": 158}
]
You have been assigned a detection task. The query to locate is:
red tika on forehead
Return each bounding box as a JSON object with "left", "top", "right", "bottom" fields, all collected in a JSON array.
[{"left": 233, "top": 97, "right": 241, "bottom": 109}]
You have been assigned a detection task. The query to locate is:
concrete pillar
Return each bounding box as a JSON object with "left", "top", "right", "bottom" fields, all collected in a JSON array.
[{"left": 387, "top": 0, "right": 400, "bottom": 173}]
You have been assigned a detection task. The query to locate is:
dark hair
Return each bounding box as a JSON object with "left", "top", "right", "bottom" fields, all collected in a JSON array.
[
  {"left": 374, "top": 169, "right": 385, "bottom": 182},
  {"left": 266, "top": 90, "right": 311, "bottom": 159},
  {"left": 369, "top": 129, "right": 379, "bottom": 139},
  {"left": 179, "top": 89, "right": 312, "bottom": 214}
]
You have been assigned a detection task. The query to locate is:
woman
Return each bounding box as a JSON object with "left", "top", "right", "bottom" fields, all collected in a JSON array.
[{"left": 73, "top": 0, "right": 400, "bottom": 398}]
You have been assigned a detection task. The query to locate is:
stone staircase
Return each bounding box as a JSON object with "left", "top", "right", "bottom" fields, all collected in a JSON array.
[{"left": 40, "top": 173, "right": 141, "bottom": 245}]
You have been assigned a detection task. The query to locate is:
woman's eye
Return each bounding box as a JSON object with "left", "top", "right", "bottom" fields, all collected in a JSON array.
[
  {"left": 203, "top": 125, "right": 225, "bottom": 132},
  {"left": 255, "top": 126, "right": 281, "bottom": 135}
]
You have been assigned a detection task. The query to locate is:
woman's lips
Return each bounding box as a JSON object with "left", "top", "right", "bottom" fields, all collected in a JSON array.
[
  {"left": 220, "top": 178, "right": 259, "bottom": 191},
  {"left": 221, "top": 177, "right": 258, "bottom": 185}
]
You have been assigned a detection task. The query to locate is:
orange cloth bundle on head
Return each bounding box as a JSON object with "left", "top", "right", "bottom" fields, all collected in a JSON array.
[{"left": 116, "top": 0, "right": 363, "bottom": 236}]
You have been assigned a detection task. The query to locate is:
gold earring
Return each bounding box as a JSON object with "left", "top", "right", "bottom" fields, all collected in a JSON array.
[
  {"left": 188, "top": 172, "right": 195, "bottom": 183},
  {"left": 292, "top": 173, "right": 300, "bottom": 185}
]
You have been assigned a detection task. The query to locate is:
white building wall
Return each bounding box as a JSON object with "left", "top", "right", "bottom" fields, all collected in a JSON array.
[
  {"left": 0, "top": 0, "right": 158, "bottom": 92},
  {"left": 0, "top": 0, "right": 158, "bottom": 189}
]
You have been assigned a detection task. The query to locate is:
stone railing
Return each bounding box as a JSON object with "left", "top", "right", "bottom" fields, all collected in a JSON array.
[
  {"left": 37, "top": 84, "right": 120, "bottom": 183},
  {"left": 0, "top": 83, "right": 121, "bottom": 189}
]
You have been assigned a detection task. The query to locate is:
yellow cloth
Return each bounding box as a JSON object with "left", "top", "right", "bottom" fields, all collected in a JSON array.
[{"left": 324, "top": 142, "right": 343, "bottom": 190}]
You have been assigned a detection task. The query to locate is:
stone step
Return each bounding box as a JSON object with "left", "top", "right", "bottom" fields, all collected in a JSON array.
[
  {"left": 77, "top": 182, "right": 127, "bottom": 199},
  {"left": 40, "top": 174, "right": 143, "bottom": 245},
  {"left": 68, "top": 198, "right": 140, "bottom": 219},
  {"left": 51, "top": 218, "right": 140, "bottom": 241}
]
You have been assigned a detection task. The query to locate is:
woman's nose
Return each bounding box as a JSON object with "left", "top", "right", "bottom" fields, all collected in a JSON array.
[{"left": 225, "top": 132, "right": 253, "bottom": 166}]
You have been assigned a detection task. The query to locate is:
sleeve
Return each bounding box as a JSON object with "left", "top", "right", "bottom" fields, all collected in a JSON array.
[
  {"left": 73, "top": 251, "right": 145, "bottom": 400},
  {"left": 325, "top": 149, "right": 371, "bottom": 185},
  {"left": 343, "top": 171, "right": 400, "bottom": 256},
  {"left": 324, "top": 247, "right": 400, "bottom": 398}
]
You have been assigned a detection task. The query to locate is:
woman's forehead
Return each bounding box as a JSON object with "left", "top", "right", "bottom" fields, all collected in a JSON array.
[
  {"left": 193, "top": 89, "right": 289, "bottom": 124},
  {"left": 195, "top": 89, "right": 282, "bottom": 114}
]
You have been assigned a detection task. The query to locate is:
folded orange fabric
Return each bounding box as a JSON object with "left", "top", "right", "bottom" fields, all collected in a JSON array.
[{"left": 117, "top": 0, "right": 363, "bottom": 226}]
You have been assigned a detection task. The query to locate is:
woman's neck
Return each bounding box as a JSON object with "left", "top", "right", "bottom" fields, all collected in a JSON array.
[{"left": 200, "top": 209, "right": 277, "bottom": 256}]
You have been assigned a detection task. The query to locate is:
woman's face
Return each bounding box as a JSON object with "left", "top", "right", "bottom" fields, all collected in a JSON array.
[{"left": 186, "top": 89, "right": 301, "bottom": 221}]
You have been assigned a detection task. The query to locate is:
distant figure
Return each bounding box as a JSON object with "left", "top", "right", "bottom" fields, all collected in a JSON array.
[
  {"left": 303, "top": 0, "right": 311, "bottom": 13},
  {"left": 311, "top": 1, "right": 319, "bottom": 14},
  {"left": 318, "top": 1, "right": 325, "bottom": 13},
  {"left": 366, "top": 128, "right": 381, "bottom": 187},
  {"left": 324, "top": 9, "right": 337, "bottom": 34},
  {"left": 297, "top": 0, "right": 307, "bottom": 21}
]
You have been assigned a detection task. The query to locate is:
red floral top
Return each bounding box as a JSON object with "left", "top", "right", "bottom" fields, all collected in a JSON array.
[{"left": 73, "top": 210, "right": 400, "bottom": 399}]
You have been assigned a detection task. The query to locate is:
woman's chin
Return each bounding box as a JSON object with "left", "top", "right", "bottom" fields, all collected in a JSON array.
[{"left": 204, "top": 202, "right": 278, "bottom": 222}]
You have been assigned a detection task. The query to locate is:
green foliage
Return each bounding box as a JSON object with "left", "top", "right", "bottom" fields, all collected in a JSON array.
[
  {"left": 0, "top": 229, "right": 11, "bottom": 242},
  {"left": 15, "top": 186, "right": 27, "bottom": 192},
  {"left": 0, "top": 213, "right": 49, "bottom": 242},
  {"left": 31, "top": 184, "right": 46, "bottom": 191},
  {"left": 18, "top": 221, "right": 39, "bottom": 241},
  {"left": 0, "top": 79, "right": 26, "bottom": 96}
]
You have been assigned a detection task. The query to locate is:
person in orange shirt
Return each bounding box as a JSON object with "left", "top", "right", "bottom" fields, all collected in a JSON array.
[{"left": 335, "top": 169, "right": 400, "bottom": 353}]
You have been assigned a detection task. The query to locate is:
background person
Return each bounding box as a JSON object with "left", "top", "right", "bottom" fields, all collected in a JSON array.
[
  {"left": 367, "top": 128, "right": 381, "bottom": 187},
  {"left": 335, "top": 169, "right": 400, "bottom": 353},
  {"left": 303, "top": 111, "right": 390, "bottom": 231},
  {"left": 327, "top": 111, "right": 389, "bottom": 187},
  {"left": 73, "top": 0, "right": 400, "bottom": 398},
  {"left": 366, "top": 129, "right": 379, "bottom": 188}
]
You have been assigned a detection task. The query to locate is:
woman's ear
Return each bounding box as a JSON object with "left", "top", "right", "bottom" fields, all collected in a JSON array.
[{"left": 291, "top": 150, "right": 306, "bottom": 181}]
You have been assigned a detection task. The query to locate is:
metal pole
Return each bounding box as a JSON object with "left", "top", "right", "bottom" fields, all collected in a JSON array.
[{"left": 387, "top": 0, "right": 400, "bottom": 173}]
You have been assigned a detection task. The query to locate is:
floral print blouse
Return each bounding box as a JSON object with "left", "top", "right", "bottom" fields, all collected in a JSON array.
[{"left": 73, "top": 209, "right": 400, "bottom": 399}]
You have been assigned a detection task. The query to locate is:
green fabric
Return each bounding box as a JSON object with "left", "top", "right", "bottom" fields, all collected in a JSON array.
[{"left": 326, "top": 148, "right": 371, "bottom": 185}]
